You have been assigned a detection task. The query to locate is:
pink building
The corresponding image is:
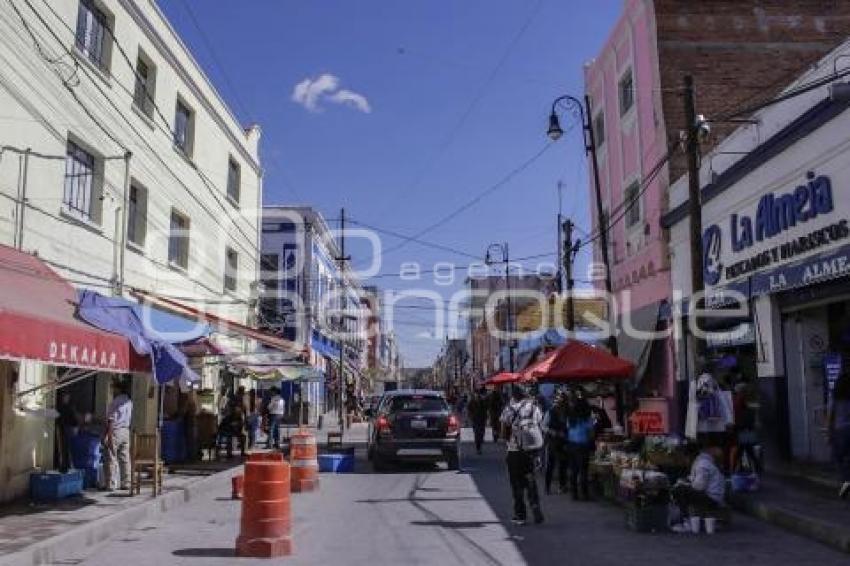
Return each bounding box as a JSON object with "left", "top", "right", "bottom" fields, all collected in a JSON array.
[{"left": 582, "top": 0, "right": 850, "bottom": 430}]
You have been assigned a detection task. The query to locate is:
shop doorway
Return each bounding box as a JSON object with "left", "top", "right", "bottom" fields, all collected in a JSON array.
[{"left": 782, "top": 308, "right": 832, "bottom": 463}]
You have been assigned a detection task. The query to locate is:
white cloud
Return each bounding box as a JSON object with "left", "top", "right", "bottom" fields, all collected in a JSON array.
[
  {"left": 328, "top": 89, "right": 371, "bottom": 113},
  {"left": 291, "top": 73, "right": 371, "bottom": 114}
]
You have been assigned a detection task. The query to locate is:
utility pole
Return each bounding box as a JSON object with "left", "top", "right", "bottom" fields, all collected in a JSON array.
[
  {"left": 556, "top": 181, "right": 564, "bottom": 293},
  {"left": 683, "top": 75, "right": 706, "bottom": 361},
  {"left": 562, "top": 219, "right": 576, "bottom": 333},
  {"left": 336, "top": 207, "right": 350, "bottom": 429}
]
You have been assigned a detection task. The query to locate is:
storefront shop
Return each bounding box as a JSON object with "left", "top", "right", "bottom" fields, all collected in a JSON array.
[
  {"left": 664, "top": 68, "right": 850, "bottom": 464},
  {"left": 0, "top": 245, "right": 148, "bottom": 501}
]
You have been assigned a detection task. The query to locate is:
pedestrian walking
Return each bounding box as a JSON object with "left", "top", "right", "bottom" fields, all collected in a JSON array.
[
  {"left": 247, "top": 389, "right": 261, "bottom": 449},
  {"left": 467, "top": 387, "right": 489, "bottom": 454},
  {"left": 542, "top": 391, "right": 568, "bottom": 494},
  {"left": 565, "top": 394, "right": 594, "bottom": 501},
  {"left": 105, "top": 380, "right": 132, "bottom": 492},
  {"left": 225, "top": 386, "right": 248, "bottom": 459},
  {"left": 488, "top": 388, "right": 504, "bottom": 442},
  {"left": 828, "top": 372, "right": 850, "bottom": 499},
  {"left": 500, "top": 386, "right": 545, "bottom": 525},
  {"left": 267, "top": 387, "right": 286, "bottom": 449}
]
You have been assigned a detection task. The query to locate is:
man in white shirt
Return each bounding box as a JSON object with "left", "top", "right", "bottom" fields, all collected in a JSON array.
[
  {"left": 105, "top": 381, "right": 133, "bottom": 491},
  {"left": 267, "top": 387, "right": 286, "bottom": 449},
  {"left": 500, "top": 386, "right": 544, "bottom": 525}
]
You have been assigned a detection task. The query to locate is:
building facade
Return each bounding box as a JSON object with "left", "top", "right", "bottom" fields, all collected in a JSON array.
[
  {"left": 665, "top": 40, "right": 850, "bottom": 464},
  {"left": 584, "top": 0, "right": 850, "bottom": 430},
  {"left": 261, "top": 206, "right": 367, "bottom": 411},
  {"left": 0, "top": 0, "right": 262, "bottom": 500}
]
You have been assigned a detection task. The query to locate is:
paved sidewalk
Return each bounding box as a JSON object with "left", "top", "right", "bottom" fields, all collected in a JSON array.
[
  {"left": 0, "top": 461, "right": 241, "bottom": 566},
  {"left": 731, "top": 474, "right": 850, "bottom": 553}
]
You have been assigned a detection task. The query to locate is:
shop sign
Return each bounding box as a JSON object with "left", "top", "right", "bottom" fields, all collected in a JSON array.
[
  {"left": 629, "top": 411, "right": 666, "bottom": 435},
  {"left": 702, "top": 172, "right": 850, "bottom": 286},
  {"left": 48, "top": 340, "right": 118, "bottom": 368},
  {"left": 824, "top": 352, "right": 842, "bottom": 405},
  {"left": 749, "top": 241, "right": 850, "bottom": 295}
]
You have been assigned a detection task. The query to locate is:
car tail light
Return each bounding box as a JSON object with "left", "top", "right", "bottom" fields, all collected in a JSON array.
[
  {"left": 447, "top": 414, "right": 459, "bottom": 436},
  {"left": 377, "top": 415, "right": 391, "bottom": 434}
]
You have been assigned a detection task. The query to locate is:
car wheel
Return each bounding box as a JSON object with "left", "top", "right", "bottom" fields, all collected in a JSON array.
[{"left": 447, "top": 452, "right": 460, "bottom": 471}]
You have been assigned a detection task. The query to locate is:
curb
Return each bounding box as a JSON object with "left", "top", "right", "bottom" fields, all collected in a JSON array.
[
  {"left": 1, "top": 467, "right": 241, "bottom": 566},
  {"left": 731, "top": 495, "right": 850, "bottom": 554}
]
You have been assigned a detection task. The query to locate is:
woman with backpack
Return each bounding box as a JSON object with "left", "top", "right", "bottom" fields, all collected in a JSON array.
[
  {"left": 500, "top": 386, "right": 545, "bottom": 525},
  {"left": 566, "top": 395, "right": 595, "bottom": 501}
]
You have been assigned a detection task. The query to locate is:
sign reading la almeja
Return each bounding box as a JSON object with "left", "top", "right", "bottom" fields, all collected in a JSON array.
[{"left": 702, "top": 172, "right": 849, "bottom": 285}]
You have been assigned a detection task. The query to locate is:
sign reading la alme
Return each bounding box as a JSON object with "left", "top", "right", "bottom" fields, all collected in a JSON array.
[{"left": 702, "top": 172, "right": 849, "bottom": 285}]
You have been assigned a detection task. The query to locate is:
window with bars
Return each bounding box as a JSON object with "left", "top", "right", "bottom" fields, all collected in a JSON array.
[
  {"left": 75, "top": 0, "right": 110, "bottom": 71},
  {"left": 63, "top": 141, "right": 97, "bottom": 221},
  {"left": 224, "top": 247, "right": 238, "bottom": 292},
  {"left": 619, "top": 68, "right": 634, "bottom": 116},
  {"left": 168, "top": 209, "right": 190, "bottom": 268},
  {"left": 624, "top": 181, "right": 641, "bottom": 228},
  {"left": 133, "top": 55, "right": 155, "bottom": 117},
  {"left": 127, "top": 183, "right": 147, "bottom": 247},
  {"left": 174, "top": 99, "right": 194, "bottom": 156},
  {"left": 227, "top": 157, "right": 241, "bottom": 205}
]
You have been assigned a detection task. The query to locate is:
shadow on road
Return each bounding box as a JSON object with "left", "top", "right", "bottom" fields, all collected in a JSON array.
[
  {"left": 410, "top": 519, "right": 502, "bottom": 529},
  {"left": 172, "top": 548, "right": 235, "bottom": 558}
]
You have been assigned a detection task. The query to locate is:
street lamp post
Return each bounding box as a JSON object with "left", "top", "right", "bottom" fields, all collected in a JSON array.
[
  {"left": 548, "top": 94, "right": 623, "bottom": 423},
  {"left": 547, "top": 94, "right": 617, "bottom": 355},
  {"left": 485, "top": 243, "right": 514, "bottom": 372}
]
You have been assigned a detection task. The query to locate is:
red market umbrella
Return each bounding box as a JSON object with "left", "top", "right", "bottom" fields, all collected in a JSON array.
[
  {"left": 520, "top": 340, "right": 634, "bottom": 383},
  {"left": 483, "top": 371, "right": 520, "bottom": 386}
]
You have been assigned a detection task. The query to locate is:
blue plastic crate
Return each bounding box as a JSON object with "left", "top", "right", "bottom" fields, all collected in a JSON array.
[
  {"left": 318, "top": 453, "right": 354, "bottom": 473},
  {"left": 70, "top": 433, "right": 102, "bottom": 469},
  {"left": 30, "top": 470, "right": 83, "bottom": 502}
]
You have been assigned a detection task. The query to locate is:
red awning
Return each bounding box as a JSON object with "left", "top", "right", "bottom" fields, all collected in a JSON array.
[
  {"left": 0, "top": 246, "right": 142, "bottom": 372},
  {"left": 130, "top": 289, "right": 301, "bottom": 354},
  {"left": 520, "top": 340, "right": 634, "bottom": 383},
  {"left": 483, "top": 371, "right": 520, "bottom": 386}
]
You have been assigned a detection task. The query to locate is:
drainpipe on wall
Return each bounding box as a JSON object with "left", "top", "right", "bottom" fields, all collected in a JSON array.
[
  {"left": 16, "top": 149, "right": 31, "bottom": 251},
  {"left": 115, "top": 151, "right": 132, "bottom": 296}
]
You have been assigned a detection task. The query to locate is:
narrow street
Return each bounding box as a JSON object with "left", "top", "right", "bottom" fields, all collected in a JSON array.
[{"left": 65, "top": 430, "right": 848, "bottom": 566}]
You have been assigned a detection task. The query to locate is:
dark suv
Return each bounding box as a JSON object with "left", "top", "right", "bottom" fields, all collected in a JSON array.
[{"left": 366, "top": 390, "right": 460, "bottom": 471}]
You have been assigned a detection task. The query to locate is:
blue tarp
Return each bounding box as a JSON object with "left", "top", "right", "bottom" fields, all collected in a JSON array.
[{"left": 76, "top": 290, "right": 203, "bottom": 385}]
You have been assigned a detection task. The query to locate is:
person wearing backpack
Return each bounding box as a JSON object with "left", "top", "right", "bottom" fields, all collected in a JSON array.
[
  {"left": 500, "top": 386, "right": 545, "bottom": 525},
  {"left": 566, "top": 395, "right": 595, "bottom": 501}
]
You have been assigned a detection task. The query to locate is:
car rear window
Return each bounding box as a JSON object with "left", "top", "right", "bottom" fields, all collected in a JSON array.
[{"left": 388, "top": 396, "right": 447, "bottom": 413}]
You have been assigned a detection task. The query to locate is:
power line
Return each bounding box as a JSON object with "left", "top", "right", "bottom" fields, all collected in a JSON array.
[
  {"left": 348, "top": 219, "right": 482, "bottom": 260},
  {"left": 177, "top": 0, "right": 254, "bottom": 124},
  {"left": 372, "top": 141, "right": 556, "bottom": 262},
  {"left": 375, "top": 0, "right": 545, "bottom": 218}
]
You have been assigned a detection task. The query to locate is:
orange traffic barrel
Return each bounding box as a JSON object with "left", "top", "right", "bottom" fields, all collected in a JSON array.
[
  {"left": 235, "top": 460, "right": 292, "bottom": 558},
  {"left": 289, "top": 429, "right": 319, "bottom": 493},
  {"left": 248, "top": 452, "right": 284, "bottom": 462}
]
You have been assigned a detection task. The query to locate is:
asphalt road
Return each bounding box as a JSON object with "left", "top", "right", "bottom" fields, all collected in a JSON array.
[{"left": 71, "top": 430, "right": 849, "bottom": 566}]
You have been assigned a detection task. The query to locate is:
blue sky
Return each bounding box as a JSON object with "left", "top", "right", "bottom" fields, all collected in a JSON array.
[{"left": 158, "top": 0, "right": 622, "bottom": 367}]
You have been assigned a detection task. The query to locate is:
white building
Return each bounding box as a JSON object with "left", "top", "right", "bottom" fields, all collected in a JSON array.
[
  {"left": 664, "top": 39, "right": 850, "bottom": 464},
  {"left": 0, "top": 0, "right": 262, "bottom": 500},
  {"left": 261, "top": 206, "right": 367, "bottom": 414}
]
